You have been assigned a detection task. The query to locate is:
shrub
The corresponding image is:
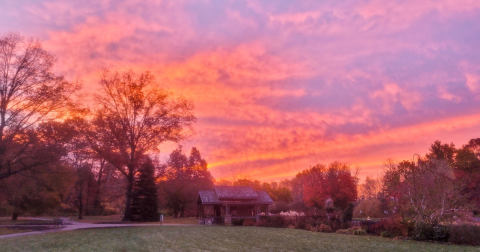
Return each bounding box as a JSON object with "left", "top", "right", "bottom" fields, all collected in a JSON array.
[
  {"left": 231, "top": 218, "right": 244, "bottom": 226},
  {"left": 256, "top": 216, "right": 287, "bottom": 228},
  {"left": 354, "top": 230, "right": 367, "bottom": 235},
  {"left": 317, "top": 224, "right": 333, "bottom": 233},
  {"left": 340, "top": 222, "right": 351, "bottom": 229},
  {"left": 448, "top": 224, "right": 480, "bottom": 246},
  {"left": 243, "top": 219, "right": 255, "bottom": 226},
  {"left": 254, "top": 219, "right": 267, "bottom": 227},
  {"left": 412, "top": 221, "right": 449, "bottom": 242},
  {"left": 380, "top": 231, "right": 390, "bottom": 237},
  {"left": 342, "top": 203, "right": 354, "bottom": 223},
  {"left": 360, "top": 220, "right": 374, "bottom": 232},
  {"left": 294, "top": 218, "right": 307, "bottom": 229}
]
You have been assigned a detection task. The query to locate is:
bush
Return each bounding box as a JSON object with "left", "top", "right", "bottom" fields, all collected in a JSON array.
[
  {"left": 354, "top": 230, "right": 367, "bottom": 235},
  {"left": 335, "top": 226, "right": 361, "bottom": 235},
  {"left": 340, "top": 222, "right": 351, "bottom": 229},
  {"left": 255, "top": 216, "right": 287, "bottom": 228},
  {"left": 317, "top": 224, "right": 333, "bottom": 233},
  {"left": 231, "top": 218, "right": 244, "bottom": 226},
  {"left": 294, "top": 218, "right": 306, "bottom": 229},
  {"left": 448, "top": 224, "right": 480, "bottom": 246},
  {"left": 412, "top": 221, "right": 449, "bottom": 242},
  {"left": 342, "top": 203, "right": 354, "bottom": 223},
  {"left": 243, "top": 219, "right": 256, "bottom": 226},
  {"left": 360, "top": 220, "right": 374, "bottom": 232},
  {"left": 380, "top": 231, "right": 390, "bottom": 237}
]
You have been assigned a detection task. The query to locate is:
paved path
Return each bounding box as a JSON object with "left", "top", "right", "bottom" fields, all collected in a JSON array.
[{"left": 0, "top": 218, "right": 196, "bottom": 240}]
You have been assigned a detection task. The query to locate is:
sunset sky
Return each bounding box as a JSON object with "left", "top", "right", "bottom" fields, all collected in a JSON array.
[{"left": 2, "top": 0, "right": 480, "bottom": 182}]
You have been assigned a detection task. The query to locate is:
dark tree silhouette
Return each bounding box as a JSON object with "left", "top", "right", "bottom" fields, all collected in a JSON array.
[
  {"left": 426, "top": 140, "right": 456, "bottom": 166},
  {"left": 131, "top": 158, "right": 160, "bottom": 222},
  {"left": 160, "top": 146, "right": 213, "bottom": 218}
]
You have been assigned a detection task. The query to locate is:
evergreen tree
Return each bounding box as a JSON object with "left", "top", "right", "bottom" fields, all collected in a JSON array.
[{"left": 131, "top": 158, "right": 160, "bottom": 222}]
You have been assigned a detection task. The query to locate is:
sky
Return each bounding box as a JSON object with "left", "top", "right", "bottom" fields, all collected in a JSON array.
[{"left": 2, "top": 0, "right": 480, "bottom": 182}]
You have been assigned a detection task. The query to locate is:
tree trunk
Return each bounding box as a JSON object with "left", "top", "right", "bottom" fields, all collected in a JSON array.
[
  {"left": 78, "top": 190, "right": 84, "bottom": 220},
  {"left": 11, "top": 212, "right": 19, "bottom": 220},
  {"left": 78, "top": 195, "right": 84, "bottom": 220},
  {"left": 122, "top": 172, "right": 134, "bottom": 221},
  {"left": 93, "top": 160, "right": 105, "bottom": 215},
  {"left": 85, "top": 178, "right": 91, "bottom": 216}
]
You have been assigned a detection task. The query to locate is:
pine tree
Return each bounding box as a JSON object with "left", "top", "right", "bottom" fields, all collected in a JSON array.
[{"left": 131, "top": 158, "right": 160, "bottom": 222}]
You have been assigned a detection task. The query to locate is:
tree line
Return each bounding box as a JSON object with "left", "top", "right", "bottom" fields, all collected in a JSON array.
[{"left": 0, "top": 33, "right": 198, "bottom": 221}]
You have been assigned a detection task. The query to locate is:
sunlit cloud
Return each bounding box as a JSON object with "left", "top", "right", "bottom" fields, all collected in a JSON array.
[{"left": 2, "top": 0, "right": 480, "bottom": 182}]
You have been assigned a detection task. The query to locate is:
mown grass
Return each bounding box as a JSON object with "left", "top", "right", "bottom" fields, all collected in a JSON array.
[
  {"left": 1, "top": 226, "right": 478, "bottom": 252},
  {"left": 0, "top": 227, "right": 34, "bottom": 235}
]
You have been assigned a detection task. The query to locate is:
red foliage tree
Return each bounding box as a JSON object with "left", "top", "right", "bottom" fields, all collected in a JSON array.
[{"left": 302, "top": 162, "right": 358, "bottom": 210}]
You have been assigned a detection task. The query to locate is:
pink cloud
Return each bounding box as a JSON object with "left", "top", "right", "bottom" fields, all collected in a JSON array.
[{"left": 2, "top": 0, "right": 480, "bottom": 183}]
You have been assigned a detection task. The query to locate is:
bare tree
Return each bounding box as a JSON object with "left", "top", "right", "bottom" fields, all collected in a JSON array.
[
  {"left": 0, "top": 33, "right": 79, "bottom": 179},
  {"left": 87, "top": 69, "right": 195, "bottom": 221}
]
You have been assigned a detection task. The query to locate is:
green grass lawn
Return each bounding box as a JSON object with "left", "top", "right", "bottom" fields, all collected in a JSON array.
[
  {"left": 0, "top": 227, "right": 34, "bottom": 235},
  {"left": 1, "top": 226, "right": 478, "bottom": 252}
]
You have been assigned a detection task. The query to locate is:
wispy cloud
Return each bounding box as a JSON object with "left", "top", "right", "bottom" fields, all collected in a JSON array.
[{"left": 2, "top": 0, "right": 480, "bottom": 181}]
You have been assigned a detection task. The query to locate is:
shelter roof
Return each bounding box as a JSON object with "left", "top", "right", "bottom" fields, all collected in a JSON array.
[
  {"left": 214, "top": 186, "right": 258, "bottom": 200},
  {"left": 197, "top": 186, "right": 274, "bottom": 205}
]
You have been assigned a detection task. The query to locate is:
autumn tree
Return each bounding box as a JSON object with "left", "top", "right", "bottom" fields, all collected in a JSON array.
[
  {"left": 160, "top": 146, "right": 213, "bottom": 218},
  {"left": 358, "top": 176, "right": 381, "bottom": 200},
  {"left": 383, "top": 158, "right": 464, "bottom": 223},
  {"left": 302, "top": 162, "right": 358, "bottom": 210},
  {"left": 70, "top": 163, "right": 95, "bottom": 219},
  {"left": 43, "top": 117, "right": 108, "bottom": 218},
  {"left": 0, "top": 33, "right": 79, "bottom": 180},
  {"left": 454, "top": 139, "right": 480, "bottom": 211},
  {"left": 87, "top": 70, "right": 195, "bottom": 221},
  {"left": 261, "top": 182, "right": 293, "bottom": 203},
  {"left": 0, "top": 163, "right": 74, "bottom": 220},
  {"left": 426, "top": 140, "right": 456, "bottom": 166}
]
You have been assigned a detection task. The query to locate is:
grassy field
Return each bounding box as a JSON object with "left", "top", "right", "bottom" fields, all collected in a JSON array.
[
  {"left": 69, "top": 215, "right": 199, "bottom": 225},
  {"left": 0, "top": 227, "right": 34, "bottom": 235},
  {"left": 1, "top": 226, "right": 478, "bottom": 252}
]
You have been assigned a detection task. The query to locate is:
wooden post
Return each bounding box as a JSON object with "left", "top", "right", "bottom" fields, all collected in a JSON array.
[{"left": 225, "top": 204, "right": 231, "bottom": 225}]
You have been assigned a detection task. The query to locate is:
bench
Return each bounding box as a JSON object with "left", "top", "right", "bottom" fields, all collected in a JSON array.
[{"left": 53, "top": 218, "right": 64, "bottom": 228}]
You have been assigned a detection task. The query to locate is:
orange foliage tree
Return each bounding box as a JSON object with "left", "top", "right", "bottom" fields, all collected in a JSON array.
[{"left": 302, "top": 162, "right": 358, "bottom": 210}]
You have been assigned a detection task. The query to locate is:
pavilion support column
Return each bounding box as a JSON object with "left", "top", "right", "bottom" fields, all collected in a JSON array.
[
  {"left": 255, "top": 205, "right": 260, "bottom": 222},
  {"left": 266, "top": 205, "right": 269, "bottom": 216},
  {"left": 225, "top": 204, "right": 231, "bottom": 225}
]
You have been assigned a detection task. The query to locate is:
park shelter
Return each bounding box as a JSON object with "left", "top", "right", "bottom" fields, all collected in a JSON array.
[{"left": 197, "top": 186, "right": 274, "bottom": 224}]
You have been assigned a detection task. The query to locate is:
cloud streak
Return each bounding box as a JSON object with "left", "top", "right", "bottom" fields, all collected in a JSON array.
[{"left": 2, "top": 0, "right": 480, "bottom": 181}]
